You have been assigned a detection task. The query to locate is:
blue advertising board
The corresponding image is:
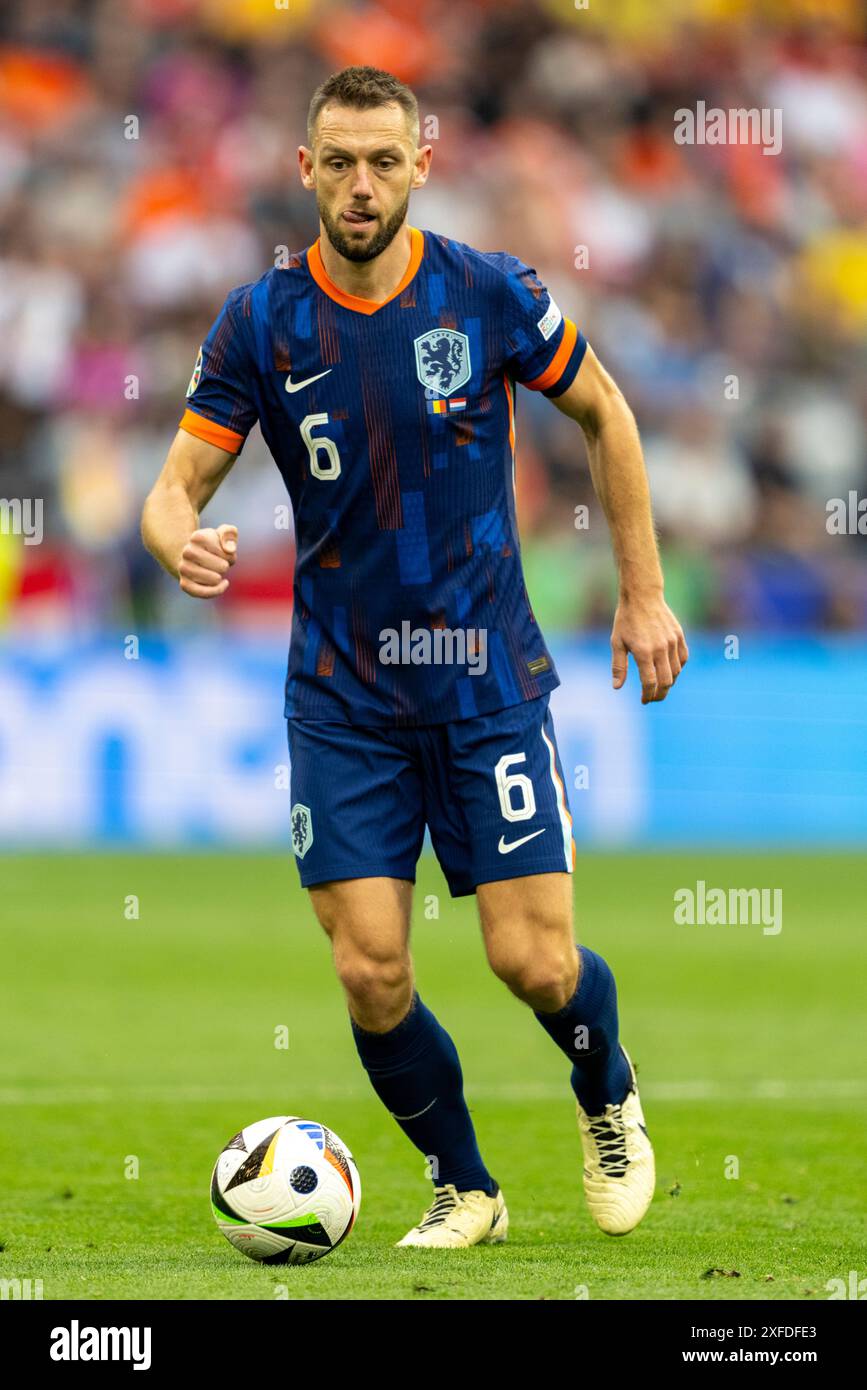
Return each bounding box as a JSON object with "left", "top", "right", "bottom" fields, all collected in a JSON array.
[{"left": 0, "top": 635, "right": 864, "bottom": 847}]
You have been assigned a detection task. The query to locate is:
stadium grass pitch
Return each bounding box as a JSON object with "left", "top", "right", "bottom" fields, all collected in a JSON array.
[{"left": 1, "top": 850, "right": 864, "bottom": 1301}]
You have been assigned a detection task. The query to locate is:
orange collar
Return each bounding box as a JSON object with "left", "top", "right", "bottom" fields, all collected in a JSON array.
[{"left": 306, "top": 226, "right": 424, "bottom": 314}]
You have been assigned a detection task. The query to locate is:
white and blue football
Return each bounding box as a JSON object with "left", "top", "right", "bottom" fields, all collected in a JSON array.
[{"left": 211, "top": 1115, "right": 361, "bottom": 1264}]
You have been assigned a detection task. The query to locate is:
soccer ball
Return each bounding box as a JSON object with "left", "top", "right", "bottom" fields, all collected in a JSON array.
[{"left": 211, "top": 1115, "right": 361, "bottom": 1264}]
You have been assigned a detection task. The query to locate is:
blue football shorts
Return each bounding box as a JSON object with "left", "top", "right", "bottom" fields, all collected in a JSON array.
[{"left": 286, "top": 693, "right": 575, "bottom": 897}]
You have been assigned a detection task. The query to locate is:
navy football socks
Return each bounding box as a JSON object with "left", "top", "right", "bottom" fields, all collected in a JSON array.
[
  {"left": 533, "top": 944, "right": 632, "bottom": 1114},
  {"left": 351, "top": 992, "right": 498, "bottom": 1196}
]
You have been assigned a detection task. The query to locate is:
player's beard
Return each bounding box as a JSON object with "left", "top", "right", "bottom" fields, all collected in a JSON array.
[{"left": 318, "top": 191, "right": 411, "bottom": 263}]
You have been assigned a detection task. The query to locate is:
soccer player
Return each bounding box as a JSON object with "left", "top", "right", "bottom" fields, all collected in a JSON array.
[{"left": 142, "top": 66, "right": 688, "bottom": 1249}]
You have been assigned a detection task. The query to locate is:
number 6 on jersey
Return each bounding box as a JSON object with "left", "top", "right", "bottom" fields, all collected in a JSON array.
[{"left": 301, "top": 412, "right": 341, "bottom": 480}]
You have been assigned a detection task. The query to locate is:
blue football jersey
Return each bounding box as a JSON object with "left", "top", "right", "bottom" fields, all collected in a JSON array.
[{"left": 179, "top": 227, "right": 587, "bottom": 725}]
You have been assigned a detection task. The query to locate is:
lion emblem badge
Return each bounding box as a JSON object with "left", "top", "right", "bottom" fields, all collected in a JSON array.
[
  {"left": 414, "top": 329, "right": 471, "bottom": 398},
  {"left": 290, "top": 803, "right": 313, "bottom": 860}
]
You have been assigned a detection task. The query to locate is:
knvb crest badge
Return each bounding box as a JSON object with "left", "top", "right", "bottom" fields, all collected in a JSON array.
[
  {"left": 414, "top": 329, "right": 471, "bottom": 398},
  {"left": 291, "top": 803, "right": 313, "bottom": 859}
]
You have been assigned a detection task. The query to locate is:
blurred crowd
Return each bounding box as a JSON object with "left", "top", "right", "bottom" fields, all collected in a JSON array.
[{"left": 1, "top": 0, "right": 866, "bottom": 636}]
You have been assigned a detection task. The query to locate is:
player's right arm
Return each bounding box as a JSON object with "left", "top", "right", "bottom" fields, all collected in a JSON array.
[
  {"left": 141, "top": 428, "right": 239, "bottom": 598},
  {"left": 142, "top": 284, "right": 258, "bottom": 597}
]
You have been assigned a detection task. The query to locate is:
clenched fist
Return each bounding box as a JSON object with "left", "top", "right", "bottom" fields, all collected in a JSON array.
[{"left": 178, "top": 524, "right": 238, "bottom": 599}]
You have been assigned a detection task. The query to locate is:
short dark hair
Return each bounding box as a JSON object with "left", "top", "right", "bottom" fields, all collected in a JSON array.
[{"left": 307, "top": 65, "right": 419, "bottom": 147}]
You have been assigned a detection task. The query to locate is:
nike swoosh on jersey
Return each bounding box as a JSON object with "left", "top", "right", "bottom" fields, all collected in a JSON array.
[
  {"left": 285, "top": 369, "right": 332, "bottom": 393},
  {"left": 497, "top": 829, "right": 546, "bottom": 854}
]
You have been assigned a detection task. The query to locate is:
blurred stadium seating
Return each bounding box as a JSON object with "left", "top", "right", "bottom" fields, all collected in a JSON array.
[{"left": 0, "top": 0, "right": 865, "bottom": 637}]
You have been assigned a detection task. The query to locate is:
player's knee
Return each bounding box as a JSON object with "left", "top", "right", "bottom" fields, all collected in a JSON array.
[
  {"left": 333, "top": 946, "right": 412, "bottom": 1022},
  {"left": 488, "top": 939, "right": 576, "bottom": 1009}
]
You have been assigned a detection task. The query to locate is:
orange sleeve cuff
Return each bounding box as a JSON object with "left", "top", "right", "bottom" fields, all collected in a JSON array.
[
  {"left": 523, "top": 319, "right": 579, "bottom": 392},
  {"left": 179, "top": 408, "right": 245, "bottom": 454}
]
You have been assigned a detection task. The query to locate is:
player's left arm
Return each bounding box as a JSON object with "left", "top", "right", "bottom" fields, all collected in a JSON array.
[{"left": 549, "top": 344, "right": 688, "bottom": 704}]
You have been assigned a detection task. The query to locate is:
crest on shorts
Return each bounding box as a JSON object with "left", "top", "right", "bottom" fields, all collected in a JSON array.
[
  {"left": 186, "top": 345, "right": 203, "bottom": 398},
  {"left": 291, "top": 803, "right": 313, "bottom": 859},
  {"left": 414, "top": 329, "right": 471, "bottom": 397}
]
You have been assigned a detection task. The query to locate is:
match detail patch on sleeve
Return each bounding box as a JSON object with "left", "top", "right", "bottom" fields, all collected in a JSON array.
[
  {"left": 186, "top": 345, "right": 203, "bottom": 398},
  {"left": 537, "top": 299, "right": 563, "bottom": 342}
]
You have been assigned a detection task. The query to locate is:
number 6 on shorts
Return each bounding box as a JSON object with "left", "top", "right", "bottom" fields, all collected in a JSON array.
[{"left": 494, "top": 753, "right": 537, "bottom": 823}]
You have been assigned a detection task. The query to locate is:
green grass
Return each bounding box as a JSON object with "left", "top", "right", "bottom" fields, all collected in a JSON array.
[{"left": 1, "top": 851, "right": 865, "bottom": 1300}]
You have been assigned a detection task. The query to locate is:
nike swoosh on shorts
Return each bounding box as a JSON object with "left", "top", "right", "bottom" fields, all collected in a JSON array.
[{"left": 497, "top": 829, "right": 546, "bottom": 854}]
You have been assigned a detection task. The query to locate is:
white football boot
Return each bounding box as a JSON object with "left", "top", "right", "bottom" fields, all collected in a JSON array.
[
  {"left": 577, "top": 1045, "right": 655, "bottom": 1235},
  {"left": 396, "top": 1183, "right": 508, "bottom": 1249}
]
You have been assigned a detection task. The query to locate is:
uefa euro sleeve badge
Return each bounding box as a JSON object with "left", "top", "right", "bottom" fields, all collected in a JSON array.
[{"left": 186, "top": 345, "right": 203, "bottom": 398}]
